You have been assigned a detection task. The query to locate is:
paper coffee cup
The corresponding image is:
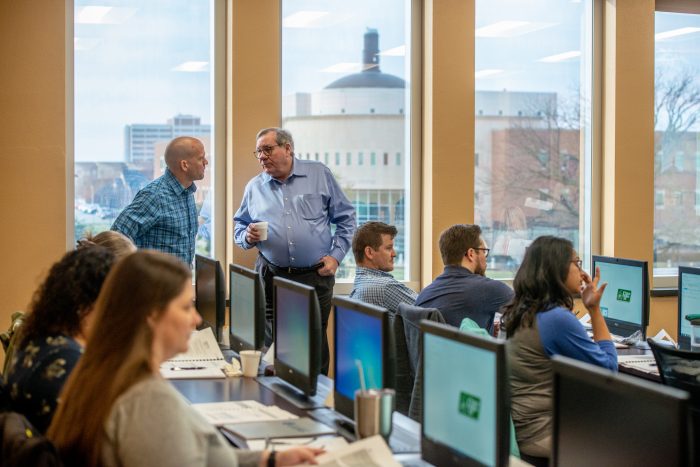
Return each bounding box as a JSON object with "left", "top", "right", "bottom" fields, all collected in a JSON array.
[
  {"left": 354, "top": 388, "right": 395, "bottom": 440},
  {"left": 252, "top": 221, "right": 268, "bottom": 241},
  {"left": 239, "top": 350, "right": 262, "bottom": 377}
]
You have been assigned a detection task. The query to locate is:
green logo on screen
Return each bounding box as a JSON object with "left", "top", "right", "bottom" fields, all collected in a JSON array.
[
  {"left": 616, "top": 289, "right": 632, "bottom": 302},
  {"left": 459, "top": 392, "right": 481, "bottom": 420}
]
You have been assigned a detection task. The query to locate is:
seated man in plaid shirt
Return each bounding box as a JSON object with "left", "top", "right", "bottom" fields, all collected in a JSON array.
[
  {"left": 350, "top": 221, "right": 417, "bottom": 313},
  {"left": 111, "top": 136, "right": 207, "bottom": 266}
]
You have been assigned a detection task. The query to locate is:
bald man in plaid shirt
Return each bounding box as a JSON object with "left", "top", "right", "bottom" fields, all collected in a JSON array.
[{"left": 112, "top": 137, "right": 208, "bottom": 265}]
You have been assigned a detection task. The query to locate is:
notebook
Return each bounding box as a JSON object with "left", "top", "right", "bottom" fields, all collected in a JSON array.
[{"left": 160, "top": 328, "right": 227, "bottom": 379}]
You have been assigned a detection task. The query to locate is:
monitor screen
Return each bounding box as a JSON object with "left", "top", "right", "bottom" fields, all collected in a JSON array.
[
  {"left": 592, "top": 255, "right": 649, "bottom": 337},
  {"left": 273, "top": 277, "right": 321, "bottom": 397},
  {"left": 421, "top": 321, "right": 508, "bottom": 467},
  {"left": 552, "top": 355, "right": 691, "bottom": 466},
  {"left": 333, "top": 297, "right": 394, "bottom": 419},
  {"left": 195, "top": 254, "right": 224, "bottom": 341},
  {"left": 229, "top": 264, "right": 265, "bottom": 351},
  {"left": 679, "top": 266, "right": 700, "bottom": 349}
]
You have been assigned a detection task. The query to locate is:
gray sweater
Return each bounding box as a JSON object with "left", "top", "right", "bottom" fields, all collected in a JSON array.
[{"left": 102, "top": 376, "right": 262, "bottom": 467}]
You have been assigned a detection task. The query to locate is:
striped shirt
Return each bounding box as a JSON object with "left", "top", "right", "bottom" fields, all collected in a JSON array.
[
  {"left": 350, "top": 266, "right": 417, "bottom": 313},
  {"left": 112, "top": 169, "right": 198, "bottom": 265}
]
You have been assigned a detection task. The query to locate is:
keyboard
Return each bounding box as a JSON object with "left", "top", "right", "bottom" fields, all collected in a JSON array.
[{"left": 617, "top": 355, "right": 659, "bottom": 376}]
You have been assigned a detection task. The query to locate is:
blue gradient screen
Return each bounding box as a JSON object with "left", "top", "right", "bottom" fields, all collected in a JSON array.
[
  {"left": 335, "top": 306, "right": 383, "bottom": 399},
  {"left": 275, "top": 286, "right": 309, "bottom": 375},
  {"left": 594, "top": 261, "right": 644, "bottom": 325},
  {"left": 424, "top": 333, "right": 497, "bottom": 467},
  {"left": 231, "top": 271, "right": 255, "bottom": 345}
]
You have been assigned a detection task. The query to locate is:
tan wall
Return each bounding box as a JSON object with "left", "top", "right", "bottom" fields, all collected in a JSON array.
[
  {"left": 0, "top": 2, "right": 68, "bottom": 358},
  {"left": 228, "top": 0, "right": 281, "bottom": 271}
]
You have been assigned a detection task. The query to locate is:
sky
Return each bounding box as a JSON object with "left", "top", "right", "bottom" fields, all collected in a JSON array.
[{"left": 74, "top": 0, "right": 699, "bottom": 162}]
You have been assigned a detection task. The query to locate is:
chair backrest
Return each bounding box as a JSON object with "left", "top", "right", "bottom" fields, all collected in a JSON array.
[
  {"left": 0, "top": 412, "right": 63, "bottom": 467},
  {"left": 390, "top": 313, "right": 413, "bottom": 415},
  {"left": 397, "top": 303, "right": 446, "bottom": 421},
  {"left": 648, "top": 338, "right": 700, "bottom": 406},
  {"left": 1, "top": 312, "right": 25, "bottom": 376}
]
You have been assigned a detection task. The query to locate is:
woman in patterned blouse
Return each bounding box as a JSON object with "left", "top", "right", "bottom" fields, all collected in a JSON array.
[{"left": 4, "top": 246, "right": 116, "bottom": 433}]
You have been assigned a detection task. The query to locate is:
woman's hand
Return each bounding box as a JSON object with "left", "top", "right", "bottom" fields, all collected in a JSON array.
[
  {"left": 269, "top": 446, "right": 325, "bottom": 466},
  {"left": 580, "top": 266, "right": 607, "bottom": 313}
]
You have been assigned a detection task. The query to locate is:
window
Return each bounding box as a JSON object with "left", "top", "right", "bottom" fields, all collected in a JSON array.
[
  {"left": 653, "top": 10, "right": 700, "bottom": 275},
  {"left": 74, "top": 0, "right": 217, "bottom": 258},
  {"left": 370, "top": 152, "right": 377, "bottom": 166},
  {"left": 474, "top": 0, "right": 593, "bottom": 279},
  {"left": 281, "top": 0, "right": 412, "bottom": 281},
  {"left": 335, "top": 152, "right": 341, "bottom": 165}
]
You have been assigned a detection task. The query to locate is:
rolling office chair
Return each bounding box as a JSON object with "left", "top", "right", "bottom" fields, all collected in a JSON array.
[
  {"left": 648, "top": 337, "right": 700, "bottom": 463},
  {"left": 396, "top": 303, "right": 446, "bottom": 421}
]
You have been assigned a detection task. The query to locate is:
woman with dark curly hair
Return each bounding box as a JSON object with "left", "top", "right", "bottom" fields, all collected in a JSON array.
[
  {"left": 4, "top": 246, "right": 115, "bottom": 433},
  {"left": 501, "top": 236, "right": 617, "bottom": 461}
]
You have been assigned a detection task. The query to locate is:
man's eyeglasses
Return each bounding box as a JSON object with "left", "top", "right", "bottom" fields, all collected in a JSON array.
[
  {"left": 571, "top": 259, "right": 583, "bottom": 270},
  {"left": 252, "top": 144, "right": 283, "bottom": 159},
  {"left": 470, "top": 247, "right": 490, "bottom": 258}
]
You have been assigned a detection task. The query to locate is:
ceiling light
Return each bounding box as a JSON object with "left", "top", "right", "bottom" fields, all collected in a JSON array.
[
  {"left": 75, "top": 6, "right": 112, "bottom": 24},
  {"left": 321, "top": 62, "right": 363, "bottom": 73},
  {"left": 379, "top": 45, "right": 406, "bottom": 57},
  {"left": 655, "top": 27, "right": 700, "bottom": 41},
  {"left": 172, "top": 61, "right": 209, "bottom": 72},
  {"left": 475, "top": 69, "right": 504, "bottom": 79},
  {"left": 538, "top": 50, "right": 581, "bottom": 62},
  {"left": 283, "top": 11, "right": 329, "bottom": 28}
]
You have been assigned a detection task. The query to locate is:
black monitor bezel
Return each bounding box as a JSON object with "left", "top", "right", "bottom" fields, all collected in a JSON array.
[
  {"left": 194, "top": 254, "right": 225, "bottom": 342},
  {"left": 332, "top": 296, "right": 395, "bottom": 420},
  {"left": 591, "top": 255, "right": 649, "bottom": 338},
  {"left": 273, "top": 276, "right": 321, "bottom": 397},
  {"left": 228, "top": 263, "right": 266, "bottom": 352},
  {"left": 678, "top": 266, "right": 700, "bottom": 350},
  {"left": 551, "top": 355, "right": 691, "bottom": 466},
  {"left": 420, "top": 321, "right": 510, "bottom": 467}
]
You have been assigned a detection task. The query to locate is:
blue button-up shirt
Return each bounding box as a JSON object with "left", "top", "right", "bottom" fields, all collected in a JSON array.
[
  {"left": 233, "top": 158, "right": 356, "bottom": 268},
  {"left": 112, "top": 169, "right": 198, "bottom": 265}
]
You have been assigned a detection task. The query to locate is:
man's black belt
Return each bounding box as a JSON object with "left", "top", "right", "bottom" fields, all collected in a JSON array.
[{"left": 259, "top": 253, "right": 323, "bottom": 275}]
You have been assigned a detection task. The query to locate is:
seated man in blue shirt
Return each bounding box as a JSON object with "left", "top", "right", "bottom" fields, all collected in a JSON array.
[
  {"left": 350, "top": 222, "right": 417, "bottom": 313},
  {"left": 415, "top": 224, "right": 513, "bottom": 334},
  {"left": 112, "top": 136, "right": 207, "bottom": 266}
]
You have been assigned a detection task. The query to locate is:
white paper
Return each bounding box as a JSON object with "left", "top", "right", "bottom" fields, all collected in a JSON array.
[
  {"left": 192, "top": 400, "right": 298, "bottom": 426},
  {"left": 168, "top": 328, "right": 226, "bottom": 362},
  {"left": 653, "top": 328, "right": 677, "bottom": 347},
  {"left": 290, "top": 435, "right": 401, "bottom": 467},
  {"left": 263, "top": 342, "right": 275, "bottom": 365}
]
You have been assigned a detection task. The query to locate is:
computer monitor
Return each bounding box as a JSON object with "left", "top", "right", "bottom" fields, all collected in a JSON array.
[
  {"left": 552, "top": 355, "right": 691, "bottom": 466},
  {"left": 273, "top": 276, "right": 322, "bottom": 397},
  {"left": 229, "top": 264, "right": 265, "bottom": 352},
  {"left": 678, "top": 266, "right": 700, "bottom": 350},
  {"left": 332, "top": 296, "right": 396, "bottom": 420},
  {"left": 421, "top": 321, "right": 510, "bottom": 467},
  {"left": 592, "top": 255, "right": 649, "bottom": 337},
  {"left": 195, "top": 254, "right": 225, "bottom": 342}
]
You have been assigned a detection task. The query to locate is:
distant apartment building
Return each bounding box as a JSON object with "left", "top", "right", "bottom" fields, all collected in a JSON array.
[{"left": 124, "top": 114, "right": 211, "bottom": 177}]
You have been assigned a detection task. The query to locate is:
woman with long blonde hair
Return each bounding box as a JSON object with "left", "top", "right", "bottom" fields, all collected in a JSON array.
[{"left": 48, "top": 251, "right": 321, "bottom": 467}]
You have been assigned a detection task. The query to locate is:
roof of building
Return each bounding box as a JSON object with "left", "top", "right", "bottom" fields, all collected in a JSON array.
[{"left": 325, "top": 70, "right": 405, "bottom": 89}]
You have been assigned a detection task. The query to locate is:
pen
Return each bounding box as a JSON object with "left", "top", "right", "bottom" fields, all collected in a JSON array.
[{"left": 172, "top": 366, "right": 207, "bottom": 371}]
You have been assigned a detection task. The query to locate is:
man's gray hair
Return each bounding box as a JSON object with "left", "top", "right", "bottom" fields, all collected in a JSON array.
[{"left": 256, "top": 127, "right": 294, "bottom": 153}]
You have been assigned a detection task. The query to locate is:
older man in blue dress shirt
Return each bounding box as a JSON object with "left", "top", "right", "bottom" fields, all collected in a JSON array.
[
  {"left": 112, "top": 136, "right": 207, "bottom": 265},
  {"left": 234, "top": 128, "right": 356, "bottom": 374}
]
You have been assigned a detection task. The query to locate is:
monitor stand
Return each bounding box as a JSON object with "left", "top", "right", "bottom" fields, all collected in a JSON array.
[
  {"left": 308, "top": 407, "right": 356, "bottom": 438},
  {"left": 256, "top": 376, "right": 329, "bottom": 409}
]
